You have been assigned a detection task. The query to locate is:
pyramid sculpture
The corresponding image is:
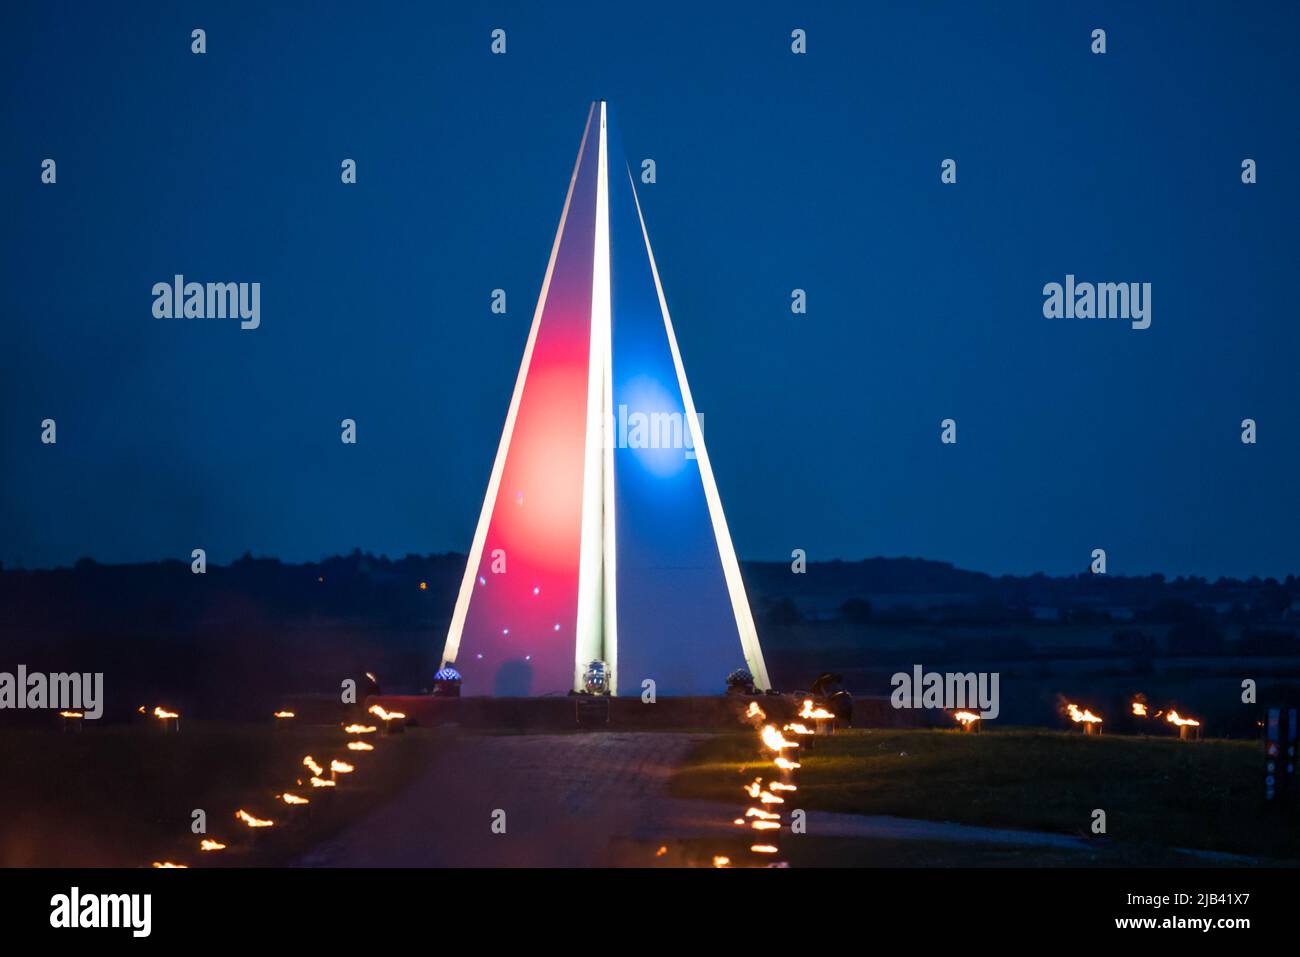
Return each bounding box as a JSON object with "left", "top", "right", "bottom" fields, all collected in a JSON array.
[{"left": 441, "top": 102, "right": 769, "bottom": 696}]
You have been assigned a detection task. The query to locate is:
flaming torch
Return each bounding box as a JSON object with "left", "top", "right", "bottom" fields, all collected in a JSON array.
[
  {"left": 782, "top": 720, "right": 816, "bottom": 755},
  {"left": 953, "top": 710, "right": 981, "bottom": 733},
  {"left": 343, "top": 724, "right": 377, "bottom": 735},
  {"left": 329, "top": 759, "right": 355, "bottom": 781},
  {"left": 744, "top": 778, "right": 785, "bottom": 806},
  {"left": 58, "top": 710, "right": 84, "bottom": 732},
  {"left": 347, "top": 740, "right": 375, "bottom": 752},
  {"left": 232, "top": 807, "right": 271, "bottom": 848},
  {"left": 762, "top": 724, "right": 801, "bottom": 786},
  {"left": 760, "top": 725, "right": 799, "bottom": 753},
  {"left": 1166, "top": 710, "right": 1202, "bottom": 741},
  {"left": 1065, "top": 702, "right": 1103, "bottom": 735},
  {"left": 153, "top": 706, "right": 181, "bottom": 733},
  {"left": 199, "top": 839, "right": 227, "bottom": 852},
  {"left": 799, "top": 699, "right": 836, "bottom": 735},
  {"left": 368, "top": 704, "right": 407, "bottom": 734},
  {"left": 235, "top": 809, "right": 274, "bottom": 829}
]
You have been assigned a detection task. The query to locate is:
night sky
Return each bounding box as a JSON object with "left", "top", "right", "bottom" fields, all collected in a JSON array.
[{"left": 2, "top": 1, "right": 1297, "bottom": 578}]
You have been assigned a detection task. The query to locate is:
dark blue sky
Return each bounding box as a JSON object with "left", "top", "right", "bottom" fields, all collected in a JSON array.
[{"left": 3, "top": 1, "right": 1297, "bottom": 578}]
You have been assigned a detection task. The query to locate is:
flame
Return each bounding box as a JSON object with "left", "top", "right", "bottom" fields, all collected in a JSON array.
[
  {"left": 199, "top": 839, "right": 226, "bottom": 851},
  {"left": 655, "top": 846, "right": 667, "bottom": 857},
  {"left": 744, "top": 779, "right": 763, "bottom": 798},
  {"left": 712, "top": 856, "right": 731, "bottom": 868},
  {"left": 59, "top": 711, "right": 84, "bottom": 718},
  {"left": 235, "top": 809, "right": 274, "bottom": 828},
  {"left": 280, "top": 792, "right": 309, "bottom": 805},
  {"left": 368, "top": 704, "right": 406, "bottom": 722},
  {"left": 750, "top": 844, "right": 778, "bottom": 854},
  {"left": 309, "top": 776, "right": 336, "bottom": 788},
  {"left": 746, "top": 808, "right": 780, "bottom": 820},
  {"left": 760, "top": 725, "right": 799, "bottom": 752},
  {"left": 799, "top": 699, "right": 835, "bottom": 720},
  {"left": 746, "top": 701, "right": 766, "bottom": 720},
  {"left": 347, "top": 741, "right": 375, "bottom": 751},
  {"left": 329, "top": 760, "right": 354, "bottom": 774},
  {"left": 1065, "top": 703, "right": 1102, "bottom": 724},
  {"left": 953, "top": 711, "right": 980, "bottom": 725},
  {"left": 303, "top": 756, "right": 323, "bottom": 776},
  {"left": 343, "top": 724, "right": 377, "bottom": 734},
  {"left": 782, "top": 722, "right": 813, "bottom": 735},
  {"left": 751, "top": 820, "right": 781, "bottom": 830},
  {"left": 758, "top": 791, "right": 785, "bottom": 805},
  {"left": 152, "top": 861, "right": 188, "bottom": 868},
  {"left": 153, "top": 706, "right": 179, "bottom": 720},
  {"left": 273, "top": 710, "right": 295, "bottom": 719},
  {"left": 774, "top": 757, "right": 801, "bottom": 770},
  {"left": 1166, "top": 710, "right": 1200, "bottom": 728},
  {"left": 1131, "top": 701, "right": 1148, "bottom": 717},
  {"left": 769, "top": 782, "right": 797, "bottom": 792}
]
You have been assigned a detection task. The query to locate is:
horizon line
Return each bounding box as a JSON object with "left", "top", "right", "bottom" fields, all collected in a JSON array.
[{"left": 2, "top": 551, "right": 1295, "bottom": 585}]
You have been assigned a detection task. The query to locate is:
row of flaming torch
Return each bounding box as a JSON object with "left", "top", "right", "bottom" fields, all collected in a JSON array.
[
  {"left": 57, "top": 704, "right": 181, "bottom": 731},
  {"left": 150, "top": 701, "right": 406, "bottom": 868},
  {"left": 709, "top": 698, "right": 836, "bottom": 868},
  {"left": 949, "top": 697, "right": 1203, "bottom": 739},
  {"left": 1061, "top": 697, "right": 1201, "bottom": 739},
  {"left": 1130, "top": 698, "right": 1203, "bottom": 739}
]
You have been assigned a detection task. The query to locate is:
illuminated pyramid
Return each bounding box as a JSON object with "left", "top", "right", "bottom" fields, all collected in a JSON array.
[{"left": 441, "top": 102, "right": 769, "bottom": 696}]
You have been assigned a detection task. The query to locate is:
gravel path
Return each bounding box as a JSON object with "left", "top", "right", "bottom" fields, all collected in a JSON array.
[{"left": 299, "top": 732, "right": 725, "bottom": 866}]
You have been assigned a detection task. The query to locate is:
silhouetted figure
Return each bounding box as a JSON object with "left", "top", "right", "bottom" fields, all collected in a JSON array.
[
  {"left": 810, "top": 673, "right": 842, "bottom": 697},
  {"left": 810, "top": 672, "right": 853, "bottom": 725}
]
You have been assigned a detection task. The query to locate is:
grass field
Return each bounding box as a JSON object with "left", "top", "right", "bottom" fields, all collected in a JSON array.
[
  {"left": 0, "top": 721, "right": 440, "bottom": 867},
  {"left": 668, "top": 727, "right": 1299, "bottom": 862}
]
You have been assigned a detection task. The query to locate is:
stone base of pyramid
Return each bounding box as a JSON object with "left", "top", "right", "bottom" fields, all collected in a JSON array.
[{"left": 364, "top": 694, "right": 928, "bottom": 731}]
